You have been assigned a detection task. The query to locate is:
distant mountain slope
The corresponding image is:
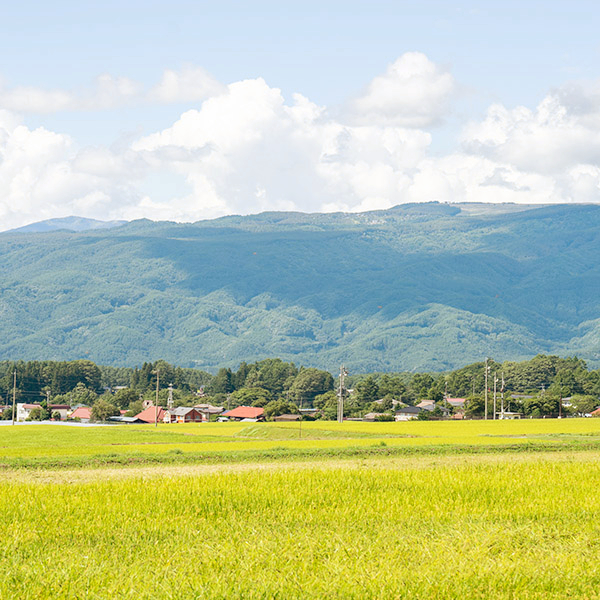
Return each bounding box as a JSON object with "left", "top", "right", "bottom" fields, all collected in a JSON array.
[
  {"left": 0, "top": 202, "right": 599, "bottom": 371},
  {"left": 8, "top": 216, "right": 126, "bottom": 233}
]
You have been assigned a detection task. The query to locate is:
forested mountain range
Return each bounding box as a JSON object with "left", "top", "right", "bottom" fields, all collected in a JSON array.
[{"left": 1, "top": 202, "right": 600, "bottom": 372}]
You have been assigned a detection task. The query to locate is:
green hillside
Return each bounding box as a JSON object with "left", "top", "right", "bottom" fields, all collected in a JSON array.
[{"left": 1, "top": 202, "right": 599, "bottom": 371}]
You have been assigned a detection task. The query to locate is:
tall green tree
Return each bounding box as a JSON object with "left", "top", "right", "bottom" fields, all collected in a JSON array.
[
  {"left": 288, "top": 368, "right": 333, "bottom": 406},
  {"left": 355, "top": 376, "right": 380, "bottom": 405}
]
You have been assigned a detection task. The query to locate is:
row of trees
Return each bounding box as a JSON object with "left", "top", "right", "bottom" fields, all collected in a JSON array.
[{"left": 1, "top": 354, "right": 599, "bottom": 420}]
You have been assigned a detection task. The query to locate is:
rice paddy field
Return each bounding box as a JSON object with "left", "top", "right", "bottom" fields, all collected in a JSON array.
[{"left": 3, "top": 419, "right": 600, "bottom": 598}]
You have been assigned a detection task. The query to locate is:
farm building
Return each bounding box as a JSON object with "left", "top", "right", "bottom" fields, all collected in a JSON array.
[
  {"left": 69, "top": 406, "right": 92, "bottom": 422},
  {"left": 194, "top": 404, "right": 224, "bottom": 419},
  {"left": 395, "top": 406, "right": 422, "bottom": 421},
  {"left": 49, "top": 404, "right": 71, "bottom": 420},
  {"left": 446, "top": 398, "right": 466, "bottom": 409},
  {"left": 134, "top": 406, "right": 168, "bottom": 424},
  {"left": 222, "top": 406, "right": 265, "bottom": 421},
  {"left": 272, "top": 414, "right": 301, "bottom": 421},
  {"left": 362, "top": 412, "right": 383, "bottom": 422},
  {"left": 164, "top": 407, "right": 206, "bottom": 423},
  {"left": 16, "top": 403, "right": 42, "bottom": 422},
  {"left": 416, "top": 400, "right": 435, "bottom": 411}
]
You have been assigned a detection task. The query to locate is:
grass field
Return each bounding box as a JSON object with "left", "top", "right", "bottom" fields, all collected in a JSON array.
[
  {"left": 3, "top": 420, "right": 600, "bottom": 598},
  {"left": 2, "top": 418, "right": 600, "bottom": 469}
]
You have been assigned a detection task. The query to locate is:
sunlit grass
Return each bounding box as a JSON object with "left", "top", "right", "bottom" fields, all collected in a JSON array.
[
  {"left": 3, "top": 452, "right": 600, "bottom": 598},
  {"left": 2, "top": 419, "right": 600, "bottom": 464}
]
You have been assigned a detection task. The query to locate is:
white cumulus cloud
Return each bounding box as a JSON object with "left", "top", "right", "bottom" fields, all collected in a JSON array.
[
  {"left": 3, "top": 55, "right": 600, "bottom": 231},
  {"left": 132, "top": 77, "right": 433, "bottom": 216},
  {"left": 149, "top": 65, "right": 226, "bottom": 103},
  {"left": 0, "top": 66, "right": 222, "bottom": 114},
  {"left": 349, "top": 52, "right": 456, "bottom": 128}
]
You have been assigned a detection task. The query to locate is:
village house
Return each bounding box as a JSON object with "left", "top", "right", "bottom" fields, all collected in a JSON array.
[
  {"left": 362, "top": 412, "right": 385, "bottom": 422},
  {"left": 69, "top": 406, "right": 92, "bottom": 422},
  {"left": 194, "top": 404, "right": 224, "bottom": 420},
  {"left": 222, "top": 406, "right": 265, "bottom": 421},
  {"left": 16, "top": 403, "right": 41, "bottom": 422},
  {"left": 49, "top": 404, "right": 71, "bottom": 420},
  {"left": 446, "top": 397, "right": 466, "bottom": 410},
  {"left": 164, "top": 407, "right": 206, "bottom": 423},
  {"left": 134, "top": 405, "right": 168, "bottom": 424},
  {"left": 272, "top": 413, "right": 301, "bottom": 422},
  {"left": 416, "top": 400, "right": 435, "bottom": 412},
  {"left": 395, "top": 406, "right": 422, "bottom": 421}
]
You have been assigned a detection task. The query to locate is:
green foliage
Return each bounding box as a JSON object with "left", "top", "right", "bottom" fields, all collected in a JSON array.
[
  {"left": 411, "top": 373, "right": 435, "bottom": 399},
  {"left": 264, "top": 400, "right": 299, "bottom": 419},
  {"left": 312, "top": 391, "right": 338, "bottom": 420},
  {"left": 464, "top": 395, "right": 485, "bottom": 417},
  {"left": 125, "top": 399, "right": 144, "bottom": 417},
  {"left": 568, "top": 395, "right": 598, "bottom": 415},
  {"left": 375, "top": 413, "right": 394, "bottom": 422},
  {"left": 91, "top": 398, "right": 120, "bottom": 422},
  {"left": 3, "top": 354, "right": 600, "bottom": 425},
  {"left": 242, "top": 359, "right": 298, "bottom": 396},
  {"left": 210, "top": 368, "right": 234, "bottom": 395},
  {"left": 27, "top": 406, "right": 48, "bottom": 421},
  {"left": 355, "top": 376, "right": 379, "bottom": 404},
  {"left": 522, "top": 394, "right": 562, "bottom": 418},
  {"left": 377, "top": 374, "right": 407, "bottom": 401},
  {"left": 3, "top": 204, "right": 600, "bottom": 372},
  {"left": 371, "top": 397, "right": 395, "bottom": 413},
  {"left": 288, "top": 368, "right": 334, "bottom": 406},
  {"left": 230, "top": 387, "right": 272, "bottom": 408},
  {"left": 112, "top": 388, "right": 140, "bottom": 409}
]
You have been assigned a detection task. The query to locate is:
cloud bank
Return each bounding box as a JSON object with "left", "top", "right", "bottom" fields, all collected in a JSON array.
[{"left": 1, "top": 53, "right": 600, "bottom": 230}]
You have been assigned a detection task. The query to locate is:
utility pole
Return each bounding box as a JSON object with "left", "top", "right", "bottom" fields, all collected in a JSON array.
[
  {"left": 500, "top": 372, "right": 505, "bottom": 418},
  {"left": 484, "top": 358, "right": 489, "bottom": 421},
  {"left": 559, "top": 394, "right": 563, "bottom": 419},
  {"left": 337, "top": 365, "right": 348, "bottom": 424},
  {"left": 493, "top": 372, "right": 497, "bottom": 420},
  {"left": 298, "top": 393, "right": 303, "bottom": 439},
  {"left": 11, "top": 370, "right": 16, "bottom": 425},
  {"left": 153, "top": 368, "right": 160, "bottom": 428},
  {"left": 167, "top": 383, "right": 174, "bottom": 410}
]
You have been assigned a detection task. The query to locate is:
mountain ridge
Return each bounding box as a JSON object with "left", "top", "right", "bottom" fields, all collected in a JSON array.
[
  {"left": 7, "top": 216, "right": 127, "bottom": 233},
  {"left": 1, "top": 202, "right": 599, "bottom": 371}
]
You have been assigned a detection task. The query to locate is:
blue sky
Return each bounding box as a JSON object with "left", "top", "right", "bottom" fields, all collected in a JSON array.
[{"left": 1, "top": 1, "right": 600, "bottom": 229}]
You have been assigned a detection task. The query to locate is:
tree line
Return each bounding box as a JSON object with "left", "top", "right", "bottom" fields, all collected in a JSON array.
[{"left": 1, "top": 354, "right": 599, "bottom": 420}]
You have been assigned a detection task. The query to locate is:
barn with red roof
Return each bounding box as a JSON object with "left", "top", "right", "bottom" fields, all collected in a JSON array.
[{"left": 222, "top": 406, "right": 265, "bottom": 421}]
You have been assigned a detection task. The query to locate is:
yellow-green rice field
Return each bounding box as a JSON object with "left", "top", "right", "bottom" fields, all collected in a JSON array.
[
  {"left": 2, "top": 418, "right": 600, "bottom": 466},
  {"left": 2, "top": 420, "right": 600, "bottom": 598}
]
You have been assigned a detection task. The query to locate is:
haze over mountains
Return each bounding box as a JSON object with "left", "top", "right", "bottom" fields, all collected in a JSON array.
[{"left": 1, "top": 202, "right": 599, "bottom": 372}]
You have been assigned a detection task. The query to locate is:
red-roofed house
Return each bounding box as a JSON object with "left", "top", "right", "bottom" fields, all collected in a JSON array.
[
  {"left": 69, "top": 406, "right": 92, "bottom": 422},
  {"left": 222, "top": 406, "right": 265, "bottom": 421},
  {"left": 134, "top": 405, "right": 168, "bottom": 424},
  {"left": 446, "top": 398, "right": 466, "bottom": 409}
]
